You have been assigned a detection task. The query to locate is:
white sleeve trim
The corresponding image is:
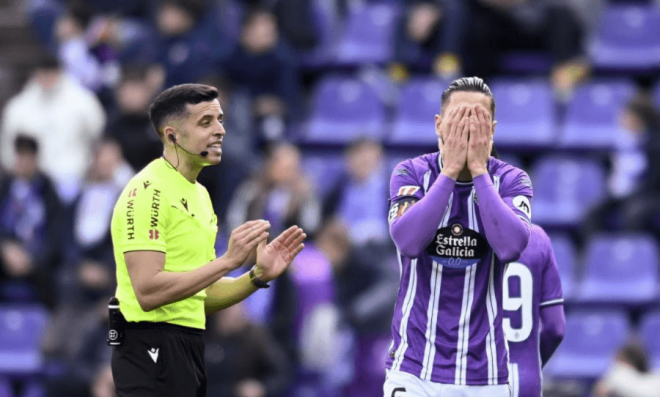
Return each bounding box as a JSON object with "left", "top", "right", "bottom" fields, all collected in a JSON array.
[{"left": 540, "top": 298, "right": 564, "bottom": 307}]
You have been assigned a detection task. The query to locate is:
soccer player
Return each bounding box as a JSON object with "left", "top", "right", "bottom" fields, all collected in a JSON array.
[
  {"left": 384, "top": 77, "right": 533, "bottom": 396},
  {"left": 110, "top": 84, "right": 306, "bottom": 397},
  {"left": 504, "top": 224, "right": 565, "bottom": 397}
]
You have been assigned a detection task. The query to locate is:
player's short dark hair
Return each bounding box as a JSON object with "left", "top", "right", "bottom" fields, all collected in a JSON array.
[
  {"left": 618, "top": 342, "right": 649, "bottom": 373},
  {"left": 149, "top": 84, "right": 219, "bottom": 138},
  {"left": 440, "top": 77, "right": 495, "bottom": 117},
  {"left": 14, "top": 134, "right": 38, "bottom": 154}
]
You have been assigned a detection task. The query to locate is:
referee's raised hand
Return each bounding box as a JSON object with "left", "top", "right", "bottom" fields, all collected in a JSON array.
[
  {"left": 254, "top": 226, "right": 306, "bottom": 282},
  {"left": 224, "top": 220, "right": 271, "bottom": 269}
]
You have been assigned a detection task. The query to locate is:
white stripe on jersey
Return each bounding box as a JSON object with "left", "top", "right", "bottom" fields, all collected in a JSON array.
[
  {"left": 393, "top": 256, "right": 418, "bottom": 371},
  {"left": 455, "top": 264, "right": 477, "bottom": 385},
  {"left": 421, "top": 261, "right": 443, "bottom": 380},
  {"left": 469, "top": 188, "right": 480, "bottom": 233},
  {"left": 508, "top": 363, "right": 519, "bottom": 397},
  {"left": 494, "top": 175, "right": 501, "bottom": 193},
  {"left": 540, "top": 298, "right": 564, "bottom": 307},
  {"left": 485, "top": 253, "right": 499, "bottom": 384},
  {"left": 440, "top": 193, "right": 454, "bottom": 228},
  {"left": 423, "top": 171, "right": 432, "bottom": 193}
]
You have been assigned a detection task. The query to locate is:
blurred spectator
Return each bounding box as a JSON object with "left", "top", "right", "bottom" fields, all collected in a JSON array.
[
  {"left": 227, "top": 143, "right": 320, "bottom": 237},
  {"left": 464, "top": 0, "right": 589, "bottom": 96},
  {"left": 63, "top": 138, "right": 133, "bottom": 268},
  {"left": 42, "top": 297, "right": 113, "bottom": 397},
  {"left": 0, "top": 136, "right": 61, "bottom": 306},
  {"left": 156, "top": 0, "right": 231, "bottom": 87},
  {"left": 239, "top": 0, "right": 320, "bottom": 52},
  {"left": 222, "top": 8, "right": 300, "bottom": 142},
  {"left": 205, "top": 303, "right": 291, "bottom": 397},
  {"left": 581, "top": 94, "right": 660, "bottom": 238},
  {"left": 105, "top": 64, "right": 164, "bottom": 172},
  {"left": 390, "top": 0, "right": 466, "bottom": 81},
  {"left": 1, "top": 57, "right": 106, "bottom": 202},
  {"left": 54, "top": 1, "right": 110, "bottom": 92},
  {"left": 322, "top": 138, "right": 389, "bottom": 246},
  {"left": 594, "top": 342, "right": 660, "bottom": 397},
  {"left": 317, "top": 219, "right": 398, "bottom": 397}
]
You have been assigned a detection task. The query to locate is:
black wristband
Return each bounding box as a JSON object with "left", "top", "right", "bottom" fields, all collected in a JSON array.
[{"left": 249, "top": 265, "right": 270, "bottom": 289}]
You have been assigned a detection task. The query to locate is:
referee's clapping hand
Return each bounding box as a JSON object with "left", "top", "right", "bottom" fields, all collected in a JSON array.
[
  {"left": 224, "top": 220, "right": 272, "bottom": 270},
  {"left": 254, "top": 226, "right": 306, "bottom": 282}
]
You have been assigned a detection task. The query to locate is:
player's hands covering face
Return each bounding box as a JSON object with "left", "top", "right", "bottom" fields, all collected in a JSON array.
[
  {"left": 438, "top": 105, "right": 470, "bottom": 179},
  {"left": 466, "top": 105, "right": 492, "bottom": 177},
  {"left": 255, "top": 226, "right": 306, "bottom": 282},
  {"left": 224, "top": 220, "right": 271, "bottom": 269}
]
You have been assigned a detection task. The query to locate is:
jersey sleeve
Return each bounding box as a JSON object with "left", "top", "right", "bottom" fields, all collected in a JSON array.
[
  {"left": 499, "top": 169, "right": 534, "bottom": 228},
  {"left": 119, "top": 180, "right": 169, "bottom": 253},
  {"left": 539, "top": 231, "right": 564, "bottom": 308},
  {"left": 388, "top": 159, "right": 423, "bottom": 224}
]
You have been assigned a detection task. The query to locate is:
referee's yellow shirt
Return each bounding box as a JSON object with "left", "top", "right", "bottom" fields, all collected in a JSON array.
[{"left": 111, "top": 158, "right": 217, "bottom": 329}]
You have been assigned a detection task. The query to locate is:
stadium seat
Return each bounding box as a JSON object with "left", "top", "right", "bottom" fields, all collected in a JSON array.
[
  {"left": 301, "top": 153, "right": 346, "bottom": 198},
  {"left": 578, "top": 233, "right": 658, "bottom": 304},
  {"left": 489, "top": 79, "right": 555, "bottom": 148},
  {"left": 299, "top": 0, "right": 341, "bottom": 68},
  {"left": 640, "top": 311, "right": 660, "bottom": 370},
  {"left": 545, "top": 310, "right": 629, "bottom": 378},
  {"left": 561, "top": 80, "right": 635, "bottom": 149},
  {"left": 0, "top": 377, "right": 12, "bottom": 397},
  {"left": 0, "top": 305, "right": 48, "bottom": 375},
  {"left": 305, "top": 76, "right": 386, "bottom": 144},
  {"left": 389, "top": 78, "right": 449, "bottom": 146},
  {"left": 547, "top": 233, "right": 577, "bottom": 300},
  {"left": 334, "top": 3, "right": 400, "bottom": 65},
  {"left": 530, "top": 156, "right": 606, "bottom": 227},
  {"left": 589, "top": 5, "right": 660, "bottom": 70}
]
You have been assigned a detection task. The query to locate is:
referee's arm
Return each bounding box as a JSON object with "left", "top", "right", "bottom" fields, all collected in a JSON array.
[
  {"left": 127, "top": 220, "right": 271, "bottom": 312},
  {"left": 205, "top": 225, "right": 306, "bottom": 315}
]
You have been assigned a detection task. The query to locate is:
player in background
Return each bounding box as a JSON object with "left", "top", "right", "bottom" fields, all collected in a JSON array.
[
  {"left": 504, "top": 224, "right": 566, "bottom": 397},
  {"left": 384, "top": 76, "right": 533, "bottom": 397}
]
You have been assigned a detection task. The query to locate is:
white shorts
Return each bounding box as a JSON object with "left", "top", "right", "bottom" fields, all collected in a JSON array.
[{"left": 383, "top": 369, "right": 511, "bottom": 397}]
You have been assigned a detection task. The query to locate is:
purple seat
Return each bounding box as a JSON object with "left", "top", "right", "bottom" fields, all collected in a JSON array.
[
  {"left": 389, "top": 78, "right": 448, "bottom": 146},
  {"left": 302, "top": 153, "right": 346, "bottom": 198},
  {"left": 589, "top": 5, "right": 660, "bottom": 70},
  {"left": 640, "top": 311, "right": 660, "bottom": 370},
  {"left": 306, "top": 76, "right": 386, "bottom": 144},
  {"left": 531, "top": 156, "right": 606, "bottom": 227},
  {"left": 0, "top": 377, "right": 12, "bottom": 397},
  {"left": 490, "top": 79, "right": 555, "bottom": 148},
  {"left": 300, "top": 0, "right": 341, "bottom": 68},
  {"left": 334, "top": 3, "right": 399, "bottom": 65},
  {"left": 578, "top": 234, "right": 658, "bottom": 304},
  {"left": 547, "top": 233, "right": 576, "bottom": 299},
  {"left": 561, "top": 80, "right": 635, "bottom": 149},
  {"left": 0, "top": 305, "right": 47, "bottom": 375},
  {"left": 545, "top": 310, "right": 629, "bottom": 378}
]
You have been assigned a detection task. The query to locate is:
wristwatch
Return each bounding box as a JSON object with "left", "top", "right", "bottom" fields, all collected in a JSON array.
[{"left": 249, "top": 265, "right": 270, "bottom": 289}]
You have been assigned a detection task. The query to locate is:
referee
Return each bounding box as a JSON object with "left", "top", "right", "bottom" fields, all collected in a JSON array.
[{"left": 109, "top": 84, "right": 306, "bottom": 397}]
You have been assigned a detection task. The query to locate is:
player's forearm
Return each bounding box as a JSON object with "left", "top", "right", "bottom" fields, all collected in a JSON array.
[
  {"left": 473, "top": 174, "right": 530, "bottom": 262},
  {"left": 204, "top": 272, "right": 258, "bottom": 315},
  {"left": 390, "top": 175, "right": 455, "bottom": 257},
  {"left": 540, "top": 305, "right": 566, "bottom": 367},
  {"left": 137, "top": 256, "right": 239, "bottom": 312}
]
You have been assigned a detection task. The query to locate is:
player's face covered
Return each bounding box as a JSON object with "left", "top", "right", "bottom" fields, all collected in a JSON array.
[{"left": 434, "top": 92, "right": 496, "bottom": 164}]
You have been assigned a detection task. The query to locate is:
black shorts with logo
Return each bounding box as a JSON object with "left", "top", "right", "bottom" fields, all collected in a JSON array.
[{"left": 111, "top": 320, "right": 207, "bottom": 397}]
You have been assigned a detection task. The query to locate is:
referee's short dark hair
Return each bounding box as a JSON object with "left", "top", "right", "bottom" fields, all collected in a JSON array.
[
  {"left": 14, "top": 134, "right": 39, "bottom": 155},
  {"left": 149, "top": 84, "right": 219, "bottom": 139},
  {"left": 440, "top": 77, "right": 496, "bottom": 117}
]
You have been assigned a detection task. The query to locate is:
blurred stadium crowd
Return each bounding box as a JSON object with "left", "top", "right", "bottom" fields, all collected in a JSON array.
[{"left": 0, "top": 0, "right": 658, "bottom": 396}]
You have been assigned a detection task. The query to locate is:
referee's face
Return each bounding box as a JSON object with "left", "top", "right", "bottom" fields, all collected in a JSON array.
[{"left": 182, "top": 99, "right": 225, "bottom": 165}]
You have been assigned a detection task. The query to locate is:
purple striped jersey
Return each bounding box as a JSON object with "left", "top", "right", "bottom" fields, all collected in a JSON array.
[
  {"left": 505, "top": 225, "right": 563, "bottom": 397},
  {"left": 386, "top": 153, "right": 533, "bottom": 385}
]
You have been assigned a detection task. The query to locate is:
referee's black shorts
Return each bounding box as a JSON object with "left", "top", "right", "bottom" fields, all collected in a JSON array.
[{"left": 111, "top": 320, "right": 207, "bottom": 397}]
